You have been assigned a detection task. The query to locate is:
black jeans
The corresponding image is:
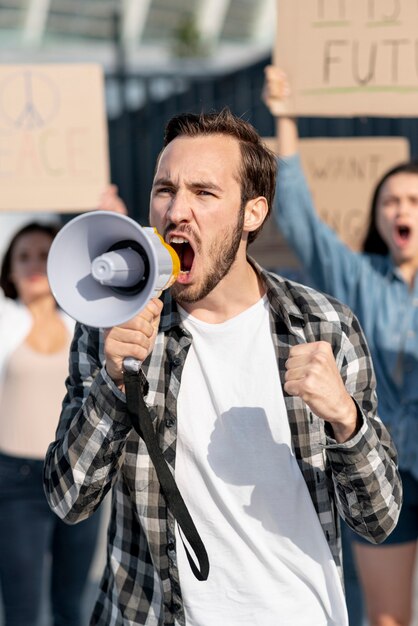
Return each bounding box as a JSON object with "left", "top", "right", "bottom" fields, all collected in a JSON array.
[{"left": 0, "top": 452, "right": 101, "bottom": 626}]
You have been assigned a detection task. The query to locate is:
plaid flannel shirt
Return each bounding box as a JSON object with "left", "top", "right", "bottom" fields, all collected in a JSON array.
[{"left": 44, "top": 262, "right": 402, "bottom": 626}]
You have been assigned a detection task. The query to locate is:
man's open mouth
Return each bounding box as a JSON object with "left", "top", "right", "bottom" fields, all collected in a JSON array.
[{"left": 168, "top": 236, "right": 195, "bottom": 274}]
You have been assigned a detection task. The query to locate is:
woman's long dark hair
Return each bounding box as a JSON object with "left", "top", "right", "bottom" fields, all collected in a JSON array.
[
  {"left": 362, "top": 161, "right": 418, "bottom": 254},
  {"left": 0, "top": 222, "right": 60, "bottom": 300}
]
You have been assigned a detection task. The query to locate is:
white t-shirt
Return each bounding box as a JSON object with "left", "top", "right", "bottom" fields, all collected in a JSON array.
[{"left": 175, "top": 296, "right": 348, "bottom": 626}]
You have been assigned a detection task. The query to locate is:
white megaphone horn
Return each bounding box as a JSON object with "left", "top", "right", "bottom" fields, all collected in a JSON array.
[{"left": 47, "top": 211, "right": 180, "bottom": 330}]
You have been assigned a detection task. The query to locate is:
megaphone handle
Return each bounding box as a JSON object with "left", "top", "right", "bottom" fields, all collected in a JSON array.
[
  {"left": 123, "top": 357, "right": 142, "bottom": 373},
  {"left": 122, "top": 290, "right": 163, "bottom": 375}
]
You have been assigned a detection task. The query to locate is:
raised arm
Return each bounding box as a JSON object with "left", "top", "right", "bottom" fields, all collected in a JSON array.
[
  {"left": 262, "top": 65, "right": 364, "bottom": 308},
  {"left": 97, "top": 184, "right": 128, "bottom": 215},
  {"left": 285, "top": 317, "right": 401, "bottom": 542},
  {"left": 263, "top": 65, "right": 298, "bottom": 158},
  {"left": 325, "top": 312, "right": 401, "bottom": 542}
]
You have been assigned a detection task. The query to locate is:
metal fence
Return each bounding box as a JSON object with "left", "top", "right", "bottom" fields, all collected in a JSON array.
[{"left": 107, "top": 55, "right": 418, "bottom": 225}]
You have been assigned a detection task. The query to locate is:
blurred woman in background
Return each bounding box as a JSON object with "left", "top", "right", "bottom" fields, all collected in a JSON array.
[
  {"left": 0, "top": 186, "right": 127, "bottom": 626},
  {"left": 263, "top": 65, "right": 416, "bottom": 626}
]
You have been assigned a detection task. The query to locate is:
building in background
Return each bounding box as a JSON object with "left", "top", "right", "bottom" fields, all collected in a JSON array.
[
  {"left": 0, "top": 0, "right": 275, "bottom": 102},
  {"left": 0, "top": 0, "right": 276, "bottom": 260},
  {"left": 2, "top": 0, "right": 418, "bottom": 274}
]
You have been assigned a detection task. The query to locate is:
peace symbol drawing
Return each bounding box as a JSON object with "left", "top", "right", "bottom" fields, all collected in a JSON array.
[{"left": 0, "top": 69, "right": 60, "bottom": 130}]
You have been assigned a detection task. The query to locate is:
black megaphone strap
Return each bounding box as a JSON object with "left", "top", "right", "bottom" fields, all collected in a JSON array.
[{"left": 124, "top": 370, "right": 209, "bottom": 581}]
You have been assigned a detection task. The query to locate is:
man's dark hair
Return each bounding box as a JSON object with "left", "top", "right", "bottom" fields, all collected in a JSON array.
[
  {"left": 0, "top": 222, "right": 60, "bottom": 299},
  {"left": 363, "top": 161, "right": 418, "bottom": 254},
  {"left": 163, "top": 108, "right": 277, "bottom": 244}
]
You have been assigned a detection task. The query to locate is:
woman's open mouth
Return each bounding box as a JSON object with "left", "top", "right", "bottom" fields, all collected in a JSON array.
[{"left": 394, "top": 224, "right": 411, "bottom": 247}]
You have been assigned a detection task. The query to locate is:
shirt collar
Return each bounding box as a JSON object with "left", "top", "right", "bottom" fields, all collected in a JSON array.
[
  {"left": 159, "top": 290, "right": 182, "bottom": 332},
  {"left": 249, "top": 258, "right": 306, "bottom": 330},
  {"left": 378, "top": 254, "right": 414, "bottom": 286},
  {"left": 381, "top": 254, "right": 402, "bottom": 280}
]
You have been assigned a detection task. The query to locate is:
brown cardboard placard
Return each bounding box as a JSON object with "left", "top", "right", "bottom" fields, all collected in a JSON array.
[
  {"left": 0, "top": 64, "right": 109, "bottom": 212},
  {"left": 251, "top": 136, "right": 410, "bottom": 269},
  {"left": 274, "top": 1, "right": 418, "bottom": 117}
]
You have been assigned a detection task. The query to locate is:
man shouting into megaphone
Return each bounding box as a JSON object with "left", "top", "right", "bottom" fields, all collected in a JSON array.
[{"left": 44, "top": 108, "right": 401, "bottom": 626}]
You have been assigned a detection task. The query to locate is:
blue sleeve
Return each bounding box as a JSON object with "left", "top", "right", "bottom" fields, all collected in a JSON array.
[{"left": 274, "top": 154, "right": 365, "bottom": 308}]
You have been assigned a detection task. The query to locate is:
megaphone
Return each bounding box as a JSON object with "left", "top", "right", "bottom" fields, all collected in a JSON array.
[{"left": 47, "top": 211, "right": 180, "bottom": 328}]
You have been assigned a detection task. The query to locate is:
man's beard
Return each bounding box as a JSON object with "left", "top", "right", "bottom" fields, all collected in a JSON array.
[{"left": 171, "top": 209, "right": 245, "bottom": 304}]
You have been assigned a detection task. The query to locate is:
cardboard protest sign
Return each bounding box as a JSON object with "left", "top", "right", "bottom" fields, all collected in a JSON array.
[
  {"left": 275, "top": 0, "right": 418, "bottom": 116},
  {"left": 251, "top": 136, "right": 410, "bottom": 269},
  {"left": 0, "top": 64, "right": 109, "bottom": 212}
]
